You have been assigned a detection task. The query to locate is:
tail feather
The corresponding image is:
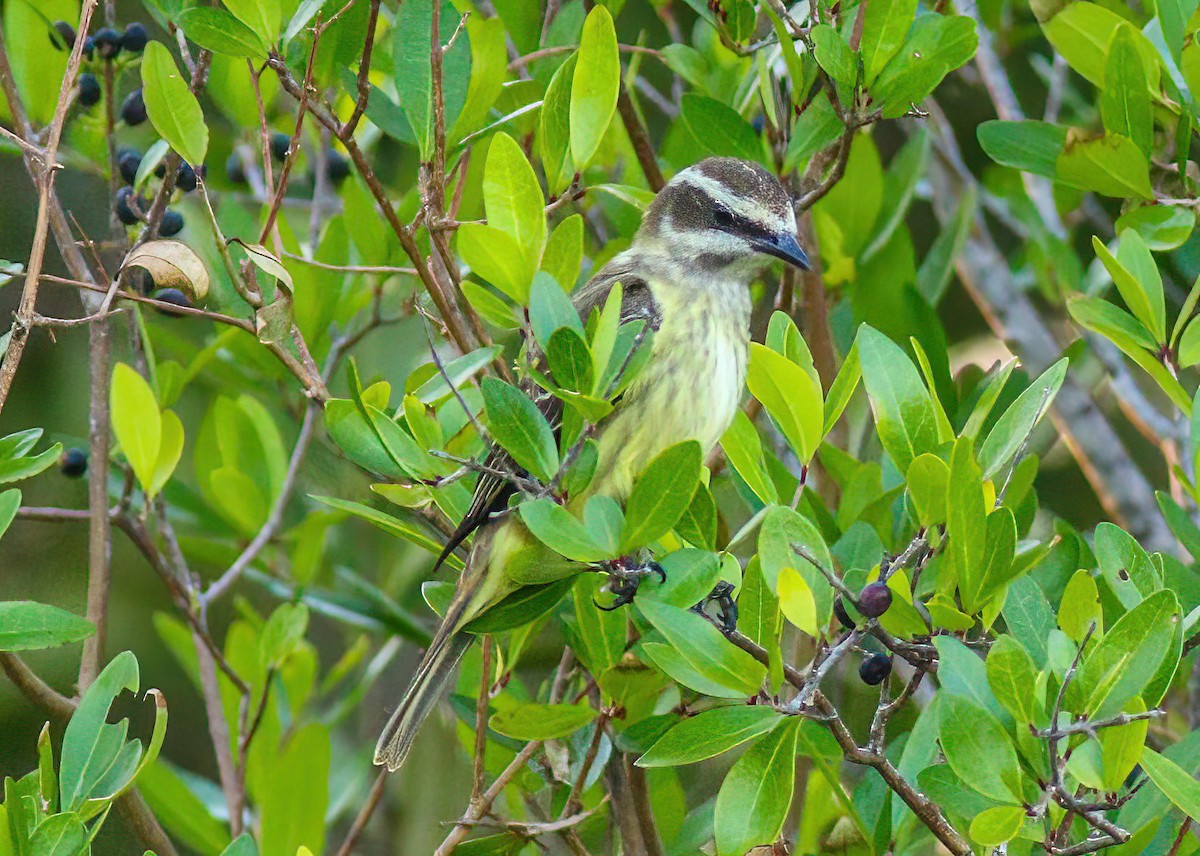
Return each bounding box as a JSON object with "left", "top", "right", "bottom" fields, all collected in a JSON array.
[{"left": 373, "top": 627, "right": 472, "bottom": 771}]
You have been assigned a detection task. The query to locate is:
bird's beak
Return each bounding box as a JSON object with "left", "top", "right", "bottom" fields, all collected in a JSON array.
[{"left": 756, "top": 231, "right": 811, "bottom": 270}]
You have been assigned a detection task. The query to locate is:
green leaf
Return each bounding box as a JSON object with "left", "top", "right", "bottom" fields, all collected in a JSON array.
[
  {"left": 539, "top": 53, "right": 577, "bottom": 194},
  {"left": 937, "top": 693, "right": 1023, "bottom": 804},
  {"left": 458, "top": 222, "right": 534, "bottom": 303},
  {"left": 811, "top": 24, "right": 856, "bottom": 86},
  {"left": 783, "top": 97, "right": 843, "bottom": 171},
  {"left": 720, "top": 410, "right": 777, "bottom": 505},
  {"left": 1139, "top": 747, "right": 1200, "bottom": 821},
  {"left": 148, "top": 410, "right": 184, "bottom": 499},
  {"left": 484, "top": 133, "right": 546, "bottom": 269},
  {"left": 638, "top": 706, "right": 783, "bottom": 767},
  {"left": 977, "top": 120, "right": 1067, "bottom": 178},
  {"left": 978, "top": 358, "right": 1068, "bottom": 479},
  {"left": 637, "top": 599, "right": 765, "bottom": 698},
  {"left": 860, "top": 0, "right": 917, "bottom": 83},
  {"left": 490, "top": 703, "right": 597, "bottom": 740},
  {"left": 0, "top": 602, "right": 94, "bottom": 651},
  {"left": 178, "top": 7, "right": 267, "bottom": 58},
  {"left": 757, "top": 506, "right": 835, "bottom": 633},
  {"left": 141, "top": 42, "right": 208, "bottom": 168},
  {"left": 1117, "top": 205, "right": 1196, "bottom": 252},
  {"left": 856, "top": 326, "right": 939, "bottom": 473},
  {"left": 1056, "top": 134, "right": 1153, "bottom": 200},
  {"left": 540, "top": 214, "right": 584, "bottom": 292},
  {"left": 570, "top": 5, "right": 619, "bottom": 170},
  {"left": 714, "top": 721, "right": 800, "bottom": 856},
  {"left": 680, "top": 95, "right": 762, "bottom": 163},
  {"left": 258, "top": 723, "right": 328, "bottom": 856},
  {"left": 620, "top": 441, "right": 702, "bottom": 552},
  {"left": 907, "top": 453, "right": 949, "bottom": 527},
  {"left": 28, "top": 814, "right": 87, "bottom": 856},
  {"left": 969, "top": 806, "right": 1025, "bottom": 848},
  {"left": 111, "top": 362, "right": 162, "bottom": 496},
  {"left": 411, "top": 346, "right": 503, "bottom": 403},
  {"left": 947, "top": 438, "right": 987, "bottom": 612},
  {"left": 1101, "top": 26, "right": 1153, "bottom": 155},
  {"left": 746, "top": 343, "right": 824, "bottom": 464},
  {"left": 519, "top": 499, "right": 607, "bottom": 562},
  {"left": 1043, "top": 1, "right": 1158, "bottom": 87},
  {"left": 223, "top": 0, "right": 280, "bottom": 45},
  {"left": 311, "top": 496, "right": 461, "bottom": 567},
  {"left": 1058, "top": 570, "right": 1102, "bottom": 642},
  {"left": 1071, "top": 590, "right": 1179, "bottom": 718},
  {"left": 481, "top": 377, "right": 558, "bottom": 482},
  {"left": 393, "top": 0, "right": 471, "bottom": 157},
  {"left": 259, "top": 603, "right": 309, "bottom": 668},
  {"left": 777, "top": 567, "right": 817, "bottom": 636},
  {"left": 529, "top": 271, "right": 585, "bottom": 348},
  {"left": 466, "top": 577, "right": 574, "bottom": 634},
  {"left": 918, "top": 185, "right": 976, "bottom": 305},
  {"left": 986, "top": 635, "right": 1038, "bottom": 723}
]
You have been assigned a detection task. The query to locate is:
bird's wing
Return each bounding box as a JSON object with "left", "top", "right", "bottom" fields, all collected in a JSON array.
[{"left": 431, "top": 264, "right": 662, "bottom": 571}]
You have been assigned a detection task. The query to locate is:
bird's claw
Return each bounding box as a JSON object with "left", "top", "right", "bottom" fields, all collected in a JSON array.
[
  {"left": 691, "top": 581, "right": 739, "bottom": 634},
  {"left": 594, "top": 559, "right": 666, "bottom": 611}
]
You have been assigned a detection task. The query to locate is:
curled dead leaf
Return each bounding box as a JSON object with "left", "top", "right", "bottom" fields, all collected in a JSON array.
[{"left": 121, "top": 240, "right": 210, "bottom": 302}]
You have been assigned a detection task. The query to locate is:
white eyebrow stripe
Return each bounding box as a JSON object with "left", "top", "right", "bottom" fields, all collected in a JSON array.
[{"left": 674, "top": 171, "right": 772, "bottom": 225}]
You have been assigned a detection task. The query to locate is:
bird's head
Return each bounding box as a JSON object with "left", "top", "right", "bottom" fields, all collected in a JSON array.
[{"left": 634, "top": 157, "right": 809, "bottom": 278}]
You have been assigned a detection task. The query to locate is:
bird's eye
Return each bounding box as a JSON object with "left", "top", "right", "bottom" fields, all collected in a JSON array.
[{"left": 713, "top": 205, "right": 735, "bottom": 229}]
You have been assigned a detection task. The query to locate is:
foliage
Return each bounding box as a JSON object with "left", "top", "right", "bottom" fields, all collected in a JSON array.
[{"left": 4, "top": 0, "right": 1200, "bottom": 854}]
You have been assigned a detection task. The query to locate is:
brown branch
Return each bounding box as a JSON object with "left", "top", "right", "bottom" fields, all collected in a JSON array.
[
  {"left": 335, "top": 771, "right": 388, "bottom": 856},
  {"left": 342, "top": 0, "right": 382, "bottom": 137},
  {"left": 471, "top": 636, "right": 493, "bottom": 801},
  {"left": 0, "top": 0, "right": 98, "bottom": 414},
  {"left": 616, "top": 84, "right": 664, "bottom": 192}
]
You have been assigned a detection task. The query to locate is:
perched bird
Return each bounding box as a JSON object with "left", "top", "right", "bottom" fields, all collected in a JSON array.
[{"left": 375, "top": 157, "right": 810, "bottom": 771}]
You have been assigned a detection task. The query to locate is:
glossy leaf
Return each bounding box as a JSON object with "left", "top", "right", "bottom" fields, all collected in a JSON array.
[
  {"left": 141, "top": 42, "right": 208, "bottom": 168},
  {"left": 0, "top": 601, "right": 94, "bottom": 651},
  {"left": 570, "top": 6, "right": 619, "bottom": 169}
]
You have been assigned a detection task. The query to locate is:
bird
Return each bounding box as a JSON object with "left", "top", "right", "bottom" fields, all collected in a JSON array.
[{"left": 374, "top": 156, "right": 811, "bottom": 771}]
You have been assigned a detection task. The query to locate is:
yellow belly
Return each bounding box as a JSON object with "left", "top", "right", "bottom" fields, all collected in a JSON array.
[{"left": 587, "top": 282, "right": 750, "bottom": 502}]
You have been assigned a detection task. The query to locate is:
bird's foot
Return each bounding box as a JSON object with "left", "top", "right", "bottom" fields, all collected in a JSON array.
[
  {"left": 595, "top": 558, "right": 666, "bottom": 611},
  {"left": 691, "top": 581, "right": 739, "bottom": 634}
]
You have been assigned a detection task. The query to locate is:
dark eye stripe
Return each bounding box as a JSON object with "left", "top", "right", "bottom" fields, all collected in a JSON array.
[{"left": 714, "top": 204, "right": 770, "bottom": 239}]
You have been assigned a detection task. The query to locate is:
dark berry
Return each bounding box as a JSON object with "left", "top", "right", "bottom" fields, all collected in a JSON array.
[
  {"left": 175, "top": 161, "right": 197, "bottom": 192},
  {"left": 225, "top": 153, "right": 247, "bottom": 184},
  {"left": 60, "top": 448, "right": 87, "bottom": 478},
  {"left": 751, "top": 114, "right": 765, "bottom": 134},
  {"left": 114, "top": 186, "right": 141, "bottom": 225},
  {"left": 159, "top": 210, "right": 184, "bottom": 237},
  {"left": 77, "top": 73, "right": 101, "bottom": 107},
  {"left": 50, "top": 21, "right": 76, "bottom": 50},
  {"left": 83, "top": 36, "right": 95, "bottom": 60},
  {"left": 859, "top": 653, "right": 892, "bottom": 686},
  {"left": 270, "top": 131, "right": 291, "bottom": 162},
  {"left": 326, "top": 149, "right": 350, "bottom": 182},
  {"left": 93, "top": 27, "right": 122, "bottom": 59},
  {"left": 154, "top": 162, "right": 166, "bottom": 179},
  {"left": 857, "top": 582, "right": 893, "bottom": 619},
  {"left": 131, "top": 269, "right": 155, "bottom": 294},
  {"left": 152, "top": 288, "right": 192, "bottom": 316},
  {"left": 121, "top": 89, "right": 146, "bottom": 125},
  {"left": 117, "top": 148, "right": 141, "bottom": 185},
  {"left": 121, "top": 22, "right": 149, "bottom": 53},
  {"left": 833, "top": 597, "right": 855, "bottom": 629}
]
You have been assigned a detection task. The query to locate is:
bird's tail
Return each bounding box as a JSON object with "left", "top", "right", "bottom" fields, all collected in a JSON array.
[{"left": 373, "top": 622, "right": 472, "bottom": 771}]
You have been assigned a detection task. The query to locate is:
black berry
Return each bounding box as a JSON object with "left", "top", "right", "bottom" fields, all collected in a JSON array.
[
  {"left": 857, "top": 582, "right": 893, "bottom": 619},
  {"left": 154, "top": 162, "right": 166, "bottom": 179},
  {"left": 83, "top": 36, "right": 95, "bottom": 61},
  {"left": 60, "top": 448, "right": 87, "bottom": 478},
  {"left": 226, "top": 153, "right": 247, "bottom": 184},
  {"left": 121, "top": 22, "right": 149, "bottom": 53},
  {"left": 51, "top": 21, "right": 76, "bottom": 50},
  {"left": 326, "top": 149, "right": 350, "bottom": 182},
  {"left": 93, "top": 27, "right": 122, "bottom": 59},
  {"left": 152, "top": 288, "right": 192, "bottom": 316},
  {"left": 121, "top": 89, "right": 146, "bottom": 125},
  {"left": 159, "top": 210, "right": 184, "bottom": 237},
  {"left": 117, "top": 148, "right": 141, "bottom": 185},
  {"left": 114, "top": 186, "right": 141, "bottom": 225},
  {"left": 270, "top": 131, "right": 291, "bottom": 162},
  {"left": 78, "top": 73, "right": 101, "bottom": 107},
  {"left": 175, "top": 161, "right": 197, "bottom": 192},
  {"left": 859, "top": 653, "right": 892, "bottom": 686},
  {"left": 833, "top": 597, "right": 855, "bottom": 629}
]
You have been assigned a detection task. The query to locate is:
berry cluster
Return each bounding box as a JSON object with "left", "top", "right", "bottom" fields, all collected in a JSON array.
[
  {"left": 225, "top": 133, "right": 352, "bottom": 186},
  {"left": 52, "top": 20, "right": 148, "bottom": 109}
]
